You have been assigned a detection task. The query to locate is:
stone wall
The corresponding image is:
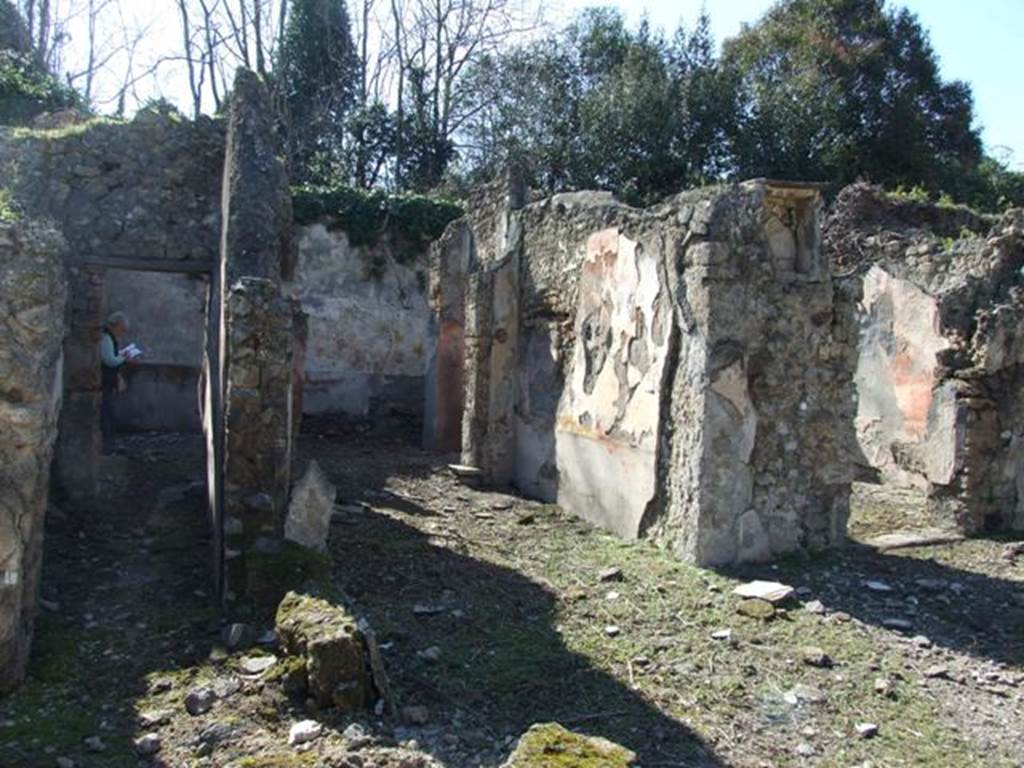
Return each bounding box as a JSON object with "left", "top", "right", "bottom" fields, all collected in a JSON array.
[
  {"left": 440, "top": 178, "right": 855, "bottom": 566},
  {"left": 288, "top": 223, "right": 430, "bottom": 421},
  {"left": 0, "top": 220, "right": 67, "bottom": 693},
  {"left": 825, "top": 184, "right": 1024, "bottom": 533},
  {"left": 0, "top": 112, "right": 224, "bottom": 501}
]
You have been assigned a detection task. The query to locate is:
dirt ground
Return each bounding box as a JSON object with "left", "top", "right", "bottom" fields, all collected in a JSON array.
[{"left": 2, "top": 430, "right": 1023, "bottom": 768}]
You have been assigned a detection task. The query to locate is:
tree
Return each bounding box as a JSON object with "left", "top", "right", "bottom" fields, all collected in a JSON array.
[
  {"left": 720, "top": 0, "right": 983, "bottom": 192},
  {"left": 275, "top": 0, "right": 361, "bottom": 183}
]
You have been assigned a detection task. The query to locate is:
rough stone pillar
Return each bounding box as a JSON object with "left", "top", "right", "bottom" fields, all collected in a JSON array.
[
  {"left": 222, "top": 278, "right": 296, "bottom": 600},
  {"left": 423, "top": 220, "right": 471, "bottom": 451},
  {"left": 0, "top": 221, "right": 67, "bottom": 693},
  {"left": 482, "top": 255, "right": 520, "bottom": 484},
  {"left": 212, "top": 68, "right": 295, "bottom": 602},
  {"left": 460, "top": 270, "right": 495, "bottom": 469},
  {"left": 53, "top": 265, "right": 103, "bottom": 504}
]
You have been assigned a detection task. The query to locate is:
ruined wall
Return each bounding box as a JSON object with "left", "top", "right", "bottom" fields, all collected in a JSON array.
[
  {"left": 444, "top": 179, "right": 854, "bottom": 566},
  {"left": 825, "top": 185, "right": 1024, "bottom": 533},
  {"left": 288, "top": 224, "right": 429, "bottom": 420},
  {"left": 0, "top": 114, "right": 224, "bottom": 502},
  {"left": 0, "top": 220, "right": 67, "bottom": 693},
  {"left": 102, "top": 269, "right": 207, "bottom": 432}
]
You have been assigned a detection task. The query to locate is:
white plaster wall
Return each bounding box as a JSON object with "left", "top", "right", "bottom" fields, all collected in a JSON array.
[{"left": 290, "top": 224, "right": 430, "bottom": 417}]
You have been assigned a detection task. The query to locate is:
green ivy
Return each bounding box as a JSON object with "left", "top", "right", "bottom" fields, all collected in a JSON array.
[
  {"left": 291, "top": 184, "right": 463, "bottom": 266},
  {"left": 0, "top": 49, "right": 81, "bottom": 126},
  {"left": 0, "top": 187, "right": 18, "bottom": 222}
]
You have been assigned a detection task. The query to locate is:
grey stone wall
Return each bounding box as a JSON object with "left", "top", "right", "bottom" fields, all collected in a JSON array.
[
  {"left": 288, "top": 223, "right": 430, "bottom": 422},
  {"left": 0, "top": 220, "right": 67, "bottom": 693},
  {"left": 825, "top": 185, "right": 1024, "bottom": 533},
  {"left": 0, "top": 112, "right": 225, "bottom": 501},
  {"left": 442, "top": 178, "right": 855, "bottom": 566},
  {"left": 222, "top": 278, "right": 296, "bottom": 600}
]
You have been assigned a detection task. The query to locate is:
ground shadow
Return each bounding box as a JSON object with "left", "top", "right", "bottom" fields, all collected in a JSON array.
[
  {"left": 0, "top": 433, "right": 216, "bottom": 768},
  {"left": 723, "top": 537, "right": 1024, "bottom": 669},
  {"left": 322, "top": 482, "right": 726, "bottom": 767}
]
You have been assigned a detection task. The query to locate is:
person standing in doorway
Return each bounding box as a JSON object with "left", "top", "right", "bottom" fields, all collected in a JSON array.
[{"left": 100, "top": 311, "right": 136, "bottom": 454}]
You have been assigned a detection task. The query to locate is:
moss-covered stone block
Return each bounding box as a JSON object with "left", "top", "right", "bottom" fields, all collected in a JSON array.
[
  {"left": 502, "top": 723, "right": 636, "bottom": 767},
  {"left": 274, "top": 591, "right": 372, "bottom": 711}
]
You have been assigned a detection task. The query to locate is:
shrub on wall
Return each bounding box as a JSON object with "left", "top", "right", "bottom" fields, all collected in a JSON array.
[
  {"left": 291, "top": 184, "right": 463, "bottom": 264},
  {"left": 0, "top": 50, "right": 80, "bottom": 126}
]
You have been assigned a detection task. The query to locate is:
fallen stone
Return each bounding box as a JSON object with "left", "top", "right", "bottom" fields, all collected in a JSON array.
[
  {"left": 139, "top": 709, "right": 173, "bottom": 728},
  {"left": 784, "top": 684, "right": 827, "bottom": 705},
  {"left": 733, "top": 580, "right": 795, "bottom": 603},
  {"left": 288, "top": 720, "right": 322, "bottom": 746},
  {"left": 882, "top": 617, "right": 914, "bottom": 631},
  {"left": 83, "top": 736, "right": 106, "bottom": 753},
  {"left": 240, "top": 654, "right": 277, "bottom": 674},
  {"left": 804, "top": 600, "right": 826, "bottom": 615},
  {"left": 211, "top": 676, "right": 241, "bottom": 698},
  {"left": 134, "top": 733, "right": 161, "bottom": 756},
  {"left": 801, "top": 647, "right": 833, "bottom": 668},
  {"left": 502, "top": 723, "right": 636, "bottom": 767},
  {"left": 604, "top": 625, "right": 621, "bottom": 637},
  {"left": 911, "top": 635, "right": 933, "bottom": 649},
  {"left": 275, "top": 591, "right": 376, "bottom": 711},
  {"left": 184, "top": 686, "right": 217, "bottom": 716},
  {"left": 866, "top": 529, "right": 964, "bottom": 551},
  {"left": 923, "top": 665, "right": 949, "bottom": 679},
  {"left": 342, "top": 723, "right": 368, "bottom": 741},
  {"left": 284, "top": 460, "right": 337, "bottom": 553},
  {"left": 855, "top": 723, "right": 879, "bottom": 739},
  {"left": 402, "top": 705, "right": 431, "bottom": 725},
  {"left": 710, "top": 629, "right": 732, "bottom": 641},
  {"left": 873, "top": 678, "right": 892, "bottom": 696},
  {"left": 795, "top": 742, "right": 816, "bottom": 757},
  {"left": 863, "top": 580, "right": 894, "bottom": 593},
  {"left": 599, "top": 566, "right": 624, "bottom": 582},
  {"left": 737, "top": 598, "right": 776, "bottom": 620},
  {"left": 417, "top": 646, "right": 442, "bottom": 663}
]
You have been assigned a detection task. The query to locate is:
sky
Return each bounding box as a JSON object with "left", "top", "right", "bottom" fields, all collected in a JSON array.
[
  {"left": 67, "top": 0, "right": 1023, "bottom": 169},
  {"left": 559, "top": 0, "right": 1024, "bottom": 168}
]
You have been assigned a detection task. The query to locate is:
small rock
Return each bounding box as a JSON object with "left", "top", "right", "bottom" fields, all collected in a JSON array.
[
  {"left": 737, "top": 598, "right": 775, "bottom": 620},
  {"left": 882, "top": 617, "right": 914, "bottom": 631},
  {"left": 733, "top": 580, "right": 794, "bottom": 603},
  {"left": 923, "top": 665, "right": 949, "bottom": 679},
  {"left": 134, "top": 733, "right": 161, "bottom": 756},
  {"left": 606, "top": 590, "right": 620, "bottom": 601},
  {"left": 710, "top": 629, "right": 732, "bottom": 641},
  {"left": 413, "top": 603, "right": 444, "bottom": 616},
  {"left": 185, "top": 686, "right": 217, "bottom": 716},
  {"left": 830, "top": 611, "right": 852, "bottom": 624},
  {"left": 288, "top": 719, "right": 323, "bottom": 746},
  {"left": 599, "top": 566, "right": 624, "bottom": 582},
  {"left": 239, "top": 654, "right": 277, "bottom": 674},
  {"left": 911, "top": 635, "right": 932, "bottom": 649},
  {"left": 342, "top": 723, "right": 367, "bottom": 741},
  {"left": 863, "top": 580, "right": 893, "bottom": 593},
  {"left": 402, "top": 705, "right": 430, "bottom": 725},
  {"left": 795, "top": 742, "right": 816, "bottom": 757},
  {"left": 783, "top": 684, "right": 826, "bottom": 705},
  {"left": 139, "top": 709, "right": 173, "bottom": 728},
  {"left": 855, "top": 723, "right": 879, "bottom": 739},
  {"left": 418, "top": 646, "right": 442, "bottom": 663},
  {"left": 211, "top": 676, "right": 241, "bottom": 698},
  {"left": 604, "top": 625, "right": 621, "bottom": 637},
  {"left": 801, "top": 647, "right": 833, "bottom": 668},
  {"left": 83, "top": 736, "right": 106, "bottom": 753},
  {"left": 804, "top": 600, "right": 826, "bottom": 615},
  {"left": 873, "top": 678, "right": 892, "bottom": 696}
]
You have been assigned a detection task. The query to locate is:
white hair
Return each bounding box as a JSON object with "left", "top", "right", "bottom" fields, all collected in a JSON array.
[{"left": 106, "top": 311, "right": 129, "bottom": 329}]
